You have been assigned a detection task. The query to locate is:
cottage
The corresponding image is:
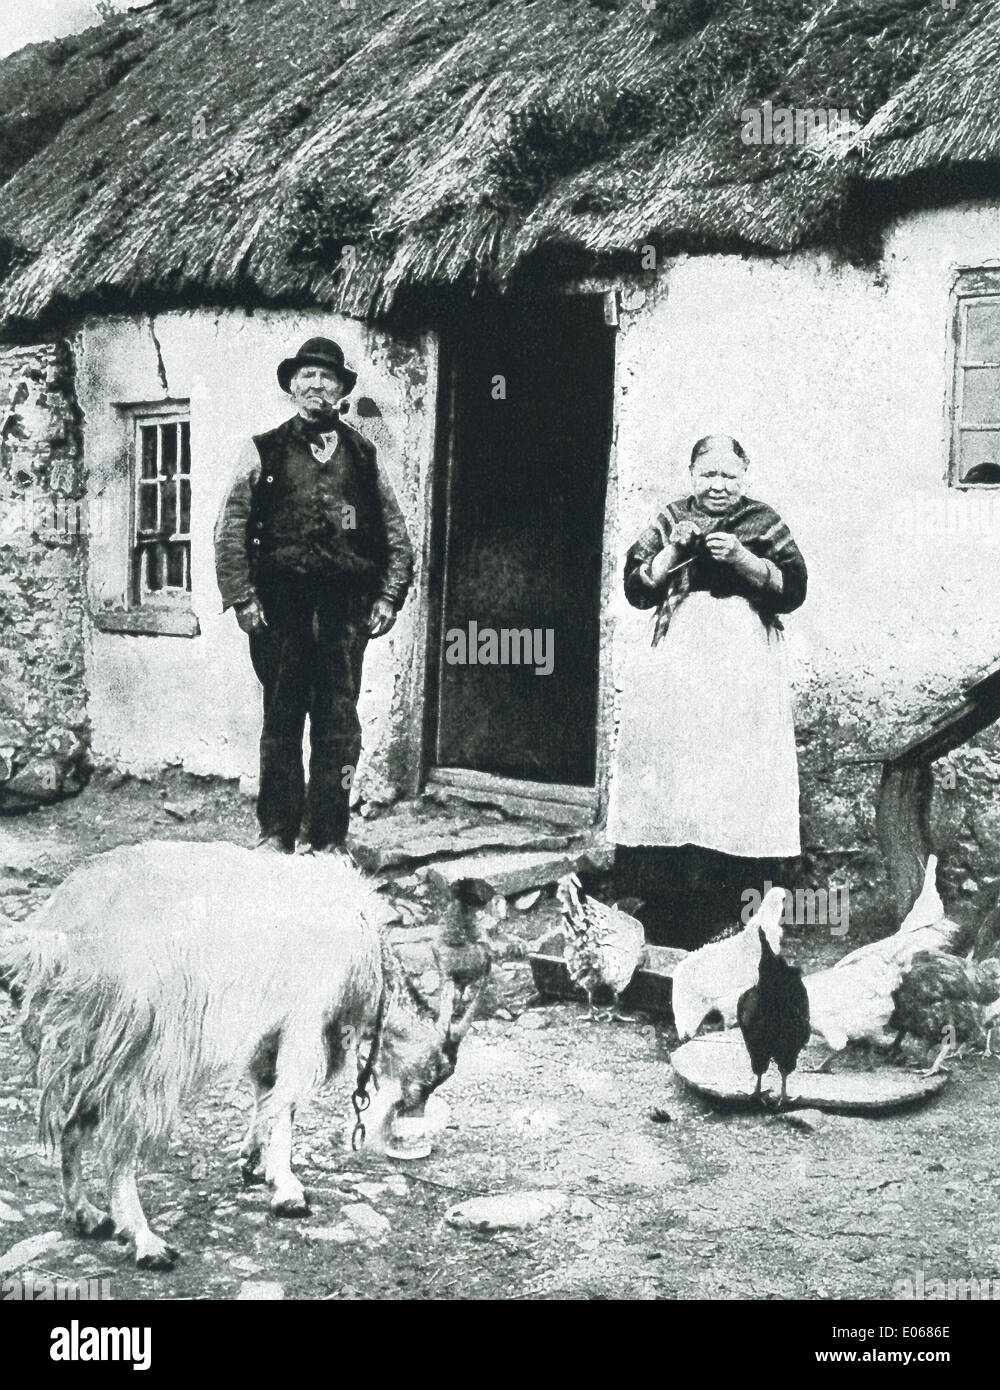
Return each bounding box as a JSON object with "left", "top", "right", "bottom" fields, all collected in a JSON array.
[{"left": 2, "top": 0, "right": 1000, "bottom": 924}]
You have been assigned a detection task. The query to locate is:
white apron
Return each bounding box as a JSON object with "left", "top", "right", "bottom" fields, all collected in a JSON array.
[{"left": 608, "top": 591, "right": 801, "bottom": 857}]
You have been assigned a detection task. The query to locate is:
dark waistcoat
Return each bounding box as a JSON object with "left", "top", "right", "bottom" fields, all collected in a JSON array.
[{"left": 246, "top": 417, "right": 388, "bottom": 593}]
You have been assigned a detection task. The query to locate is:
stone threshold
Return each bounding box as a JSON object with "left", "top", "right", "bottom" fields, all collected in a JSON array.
[{"left": 348, "top": 798, "right": 611, "bottom": 898}]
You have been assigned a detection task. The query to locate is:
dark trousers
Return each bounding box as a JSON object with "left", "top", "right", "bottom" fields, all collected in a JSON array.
[{"left": 249, "top": 580, "right": 370, "bottom": 850}]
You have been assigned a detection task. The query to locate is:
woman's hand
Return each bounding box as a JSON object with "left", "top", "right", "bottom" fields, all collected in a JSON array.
[
  {"left": 704, "top": 531, "right": 746, "bottom": 564},
  {"left": 646, "top": 519, "right": 701, "bottom": 585},
  {"left": 706, "top": 532, "right": 777, "bottom": 589},
  {"left": 670, "top": 519, "right": 702, "bottom": 551}
]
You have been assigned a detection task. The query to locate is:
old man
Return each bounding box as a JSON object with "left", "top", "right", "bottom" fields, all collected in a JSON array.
[{"left": 215, "top": 337, "right": 413, "bottom": 855}]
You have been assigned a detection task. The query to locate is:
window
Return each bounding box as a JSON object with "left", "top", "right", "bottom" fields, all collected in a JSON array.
[
  {"left": 133, "top": 415, "right": 192, "bottom": 601},
  {"left": 92, "top": 401, "right": 199, "bottom": 638},
  {"left": 948, "top": 269, "right": 1000, "bottom": 488}
]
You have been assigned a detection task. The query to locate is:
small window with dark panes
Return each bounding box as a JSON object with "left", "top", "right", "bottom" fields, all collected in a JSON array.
[
  {"left": 949, "top": 270, "right": 1000, "bottom": 487},
  {"left": 132, "top": 414, "right": 192, "bottom": 602}
]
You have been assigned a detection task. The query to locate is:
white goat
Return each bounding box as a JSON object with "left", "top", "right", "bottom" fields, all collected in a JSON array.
[{"left": 2, "top": 840, "right": 486, "bottom": 1268}]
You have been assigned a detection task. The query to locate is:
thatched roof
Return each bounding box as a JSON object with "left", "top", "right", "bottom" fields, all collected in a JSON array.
[
  {"left": 846, "top": 2, "right": 1000, "bottom": 178},
  {"left": 0, "top": 0, "right": 996, "bottom": 332}
]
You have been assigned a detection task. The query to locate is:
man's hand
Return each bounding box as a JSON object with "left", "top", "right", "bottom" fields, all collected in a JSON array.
[
  {"left": 368, "top": 598, "right": 397, "bottom": 638},
  {"left": 235, "top": 597, "right": 267, "bottom": 634}
]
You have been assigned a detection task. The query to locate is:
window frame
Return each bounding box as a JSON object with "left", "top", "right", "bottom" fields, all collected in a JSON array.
[
  {"left": 92, "top": 399, "right": 199, "bottom": 639},
  {"left": 130, "top": 409, "right": 193, "bottom": 606},
  {"left": 947, "top": 267, "right": 1000, "bottom": 490}
]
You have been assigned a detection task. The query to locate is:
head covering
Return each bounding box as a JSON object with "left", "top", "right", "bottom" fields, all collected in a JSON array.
[{"left": 277, "top": 338, "right": 358, "bottom": 394}]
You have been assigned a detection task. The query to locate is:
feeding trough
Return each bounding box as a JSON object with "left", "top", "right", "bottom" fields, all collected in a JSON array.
[
  {"left": 670, "top": 1030, "right": 949, "bottom": 1115},
  {"left": 529, "top": 935, "right": 687, "bottom": 1015}
]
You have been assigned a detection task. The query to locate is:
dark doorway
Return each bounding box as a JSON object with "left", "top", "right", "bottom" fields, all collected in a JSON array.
[{"left": 430, "top": 293, "right": 615, "bottom": 789}]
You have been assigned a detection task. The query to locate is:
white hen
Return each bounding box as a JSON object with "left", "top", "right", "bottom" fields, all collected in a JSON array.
[
  {"left": 670, "top": 887, "right": 785, "bottom": 1040},
  {"left": 805, "top": 856, "right": 962, "bottom": 1051}
]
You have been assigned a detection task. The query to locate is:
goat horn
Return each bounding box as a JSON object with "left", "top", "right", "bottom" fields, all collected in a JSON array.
[
  {"left": 447, "top": 974, "right": 490, "bottom": 1043},
  {"left": 437, "top": 977, "right": 457, "bottom": 1039},
  {"left": 404, "top": 974, "right": 437, "bottom": 1019}
]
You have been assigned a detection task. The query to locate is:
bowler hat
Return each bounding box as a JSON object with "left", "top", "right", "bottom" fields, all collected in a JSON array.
[{"left": 277, "top": 337, "right": 358, "bottom": 394}]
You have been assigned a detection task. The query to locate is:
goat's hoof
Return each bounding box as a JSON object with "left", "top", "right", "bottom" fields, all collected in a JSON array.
[
  {"left": 270, "top": 1193, "right": 311, "bottom": 1219},
  {"left": 240, "top": 1162, "right": 266, "bottom": 1187},
  {"left": 135, "top": 1242, "right": 179, "bottom": 1270},
  {"left": 66, "top": 1205, "right": 115, "bottom": 1240}
]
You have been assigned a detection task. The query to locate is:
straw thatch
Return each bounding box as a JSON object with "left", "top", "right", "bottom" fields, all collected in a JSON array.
[
  {"left": 0, "top": 0, "right": 995, "bottom": 331},
  {"left": 846, "top": 2, "right": 1000, "bottom": 178}
]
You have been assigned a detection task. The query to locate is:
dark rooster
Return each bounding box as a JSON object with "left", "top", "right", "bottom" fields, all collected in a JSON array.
[
  {"left": 737, "top": 928, "right": 811, "bottom": 1109},
  {"left": 889, "top": 949, "right": 1000, "bottom": 1074}
]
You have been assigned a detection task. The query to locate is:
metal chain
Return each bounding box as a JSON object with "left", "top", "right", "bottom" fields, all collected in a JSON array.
[{"left": 350, "top": 986, "right": 386, "bottom": 1150}]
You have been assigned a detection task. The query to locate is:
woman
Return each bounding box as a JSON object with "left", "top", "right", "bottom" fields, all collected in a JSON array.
[{"left": 609, "top": 435, "right": 807, "bottom": 939}]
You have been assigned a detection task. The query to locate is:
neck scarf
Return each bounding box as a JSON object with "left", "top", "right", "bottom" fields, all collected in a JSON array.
[{"left": 623, "top": 494, "right": 808, "bottom": 646}]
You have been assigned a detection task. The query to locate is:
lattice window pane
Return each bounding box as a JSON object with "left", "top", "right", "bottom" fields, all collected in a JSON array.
[
  {"left": 162, "top": 479, "right": 177, "bottom": 535},
  {"left": 145, "top": 543, "right": 163, "bottom": 591},
  {"left": 166, "top": 542, "right": 188, "bottom": 589},
  {"left": 966, "top": 301, "right": 1000, "bottom": 363},
  {"left": 140, "top": 425, "right": 158, "bottom": 478},
  {"left": 161, "top": 423, "right": 178, "bottom": 478},
  {"left": 961, "top": 366, "right": 1000, "bottom": 427},
  {"left": 959, "top": 429, "right": 1000, "bottom": 483},
  {"left": 138, "top": 481, "right": 158, "bottom": 533}
]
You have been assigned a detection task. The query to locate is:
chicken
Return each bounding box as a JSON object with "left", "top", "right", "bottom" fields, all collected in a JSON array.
[
  {"left": 556, "top": 874, "right": 646, "bottom": 1020},
  {"left": 670, "top": 887, "right": 785, "bottom": 1041},
  {"left": 804, "top": 856, "right": 962, "bottom": 1054},
  {"left": 889, "top": 949, "right": 1000, "bottom": 1074},
  {"left": 737, "top": 927, "right": 811, "bottom": 1109}
]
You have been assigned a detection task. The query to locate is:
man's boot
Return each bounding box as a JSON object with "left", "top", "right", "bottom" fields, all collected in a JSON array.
[{"left": 255, "top": 835, "right": 292, "bottom": 854}]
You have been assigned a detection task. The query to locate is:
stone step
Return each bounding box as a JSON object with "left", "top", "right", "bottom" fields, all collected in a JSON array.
[
  {"left": 425, "top": 844, "right": 612, "bottom": 902},
  {"left": 350, "top": 819, "right": 580, "bottom": 873}
]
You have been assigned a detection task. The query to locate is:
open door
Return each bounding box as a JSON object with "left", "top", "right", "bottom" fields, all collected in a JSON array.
[{"left": 428, "top": 292, "right": 615, "bottom": 813}]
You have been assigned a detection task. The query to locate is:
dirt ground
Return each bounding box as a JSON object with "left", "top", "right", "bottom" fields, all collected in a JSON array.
[{"left": 1, "top": 774, "right": 999, "bottom": 1302}]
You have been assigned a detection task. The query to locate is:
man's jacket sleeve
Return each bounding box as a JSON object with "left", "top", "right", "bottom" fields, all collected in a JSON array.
[
  {"left": 214, "top": 440, "right": 260, "bottom": 612},
  {"left": 374, "top": 463, "right": 414, "bottom": 611}
]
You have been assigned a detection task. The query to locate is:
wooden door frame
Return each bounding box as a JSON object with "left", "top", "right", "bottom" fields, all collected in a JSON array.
[{"left": 421, "top": 291, "right": 619, "bottom": 826}]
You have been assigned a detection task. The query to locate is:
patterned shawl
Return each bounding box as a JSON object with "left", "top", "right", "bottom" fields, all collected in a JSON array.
[{"left": 623, "top": 495, "right": 807, "bottom": 647}]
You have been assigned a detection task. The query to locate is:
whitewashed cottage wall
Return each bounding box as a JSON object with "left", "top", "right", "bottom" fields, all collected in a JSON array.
[
  {"left": 610, "top": 199, "right": 1000, "bottom": 912},
  {"left": 72, "top": 308, "right": 437, "bottom": 802}
]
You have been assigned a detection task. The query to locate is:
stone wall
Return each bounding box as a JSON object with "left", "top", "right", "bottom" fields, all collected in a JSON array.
[{"left": 0, "top": 340, "right": 89, "bottom": 809}]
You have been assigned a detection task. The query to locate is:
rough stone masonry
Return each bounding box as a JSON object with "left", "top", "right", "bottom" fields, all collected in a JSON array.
[{"left": 0, "top": 340, "right": 89, "bottom": 811}]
